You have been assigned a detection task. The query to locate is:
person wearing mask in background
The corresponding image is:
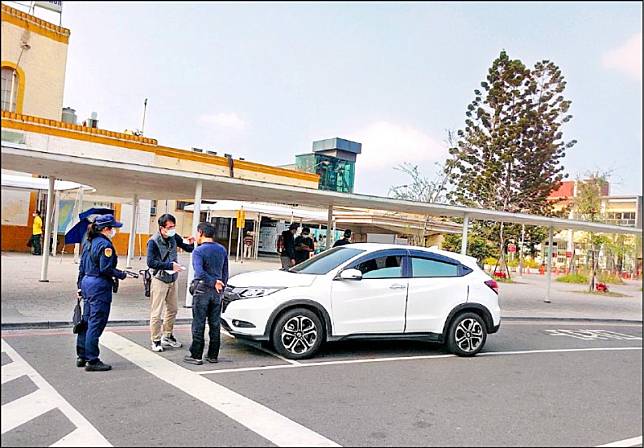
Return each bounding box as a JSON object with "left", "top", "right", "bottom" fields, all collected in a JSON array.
[
  {"left": 278, "top": 222, "right": 299, "bottom": 269},
  {"left": 76, "top": 214, "right": 129, "bottom": 371},
  {"left": 31, "top": 210, "right": 43, "bottom": 256},
  {"left": 294, "top": 227, "right": 314, "bottom": 265},
  {"left": 184, "top": 222, "right": 229, "bottom": 365},
  {"left": 333, "top": 229, "right": 353, "bottom": 247},
  {"left": 147, "top": 214, "right": 195, "bottom": 352}
]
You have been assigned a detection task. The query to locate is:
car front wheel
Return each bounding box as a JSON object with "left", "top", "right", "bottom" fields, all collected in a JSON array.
[
  {"left": 272, "top": 308, "right": 324, "bottom": 360},
  {"left": 447, "top": 312, "right": 487, "bottom": 357}
]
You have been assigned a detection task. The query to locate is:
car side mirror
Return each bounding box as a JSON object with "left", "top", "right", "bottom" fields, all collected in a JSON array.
[{"left": 339, "top": 269, "right": 362, "bottom": 280}]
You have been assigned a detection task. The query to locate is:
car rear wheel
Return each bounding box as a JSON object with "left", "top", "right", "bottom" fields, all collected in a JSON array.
[
  {"left": 272, "top": 308, "right": 324, "bottom": 360},
  {"left": 447, "top": 312, "right": 487, "bottom": 357}
]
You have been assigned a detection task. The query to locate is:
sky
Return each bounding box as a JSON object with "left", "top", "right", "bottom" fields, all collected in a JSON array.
[{"left": 27, "top": 1, "right": 643, "bottom": 196}]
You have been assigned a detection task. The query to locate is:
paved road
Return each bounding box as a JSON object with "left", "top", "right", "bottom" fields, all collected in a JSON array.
[{"left": 1, "top": 321, "right": 641, "bottom": 447}]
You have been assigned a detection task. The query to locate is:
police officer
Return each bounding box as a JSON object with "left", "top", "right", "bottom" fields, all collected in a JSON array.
[{"left": 76, "top": 214, "right": 128, "bottom": 372}]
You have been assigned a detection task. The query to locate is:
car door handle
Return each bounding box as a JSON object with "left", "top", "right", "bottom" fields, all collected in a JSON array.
[{"left": 390, "top": 284, "right": 407, "bottom": 289}]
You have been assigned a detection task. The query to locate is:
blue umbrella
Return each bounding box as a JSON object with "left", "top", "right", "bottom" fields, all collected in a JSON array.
[{"left": 64, "top": 208, "right": 114, "bottom": 244}]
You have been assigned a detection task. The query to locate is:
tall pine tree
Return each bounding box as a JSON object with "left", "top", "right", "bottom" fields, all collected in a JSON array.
[{"left": 446, "top": 51, "right": 577, "bottom": 271}]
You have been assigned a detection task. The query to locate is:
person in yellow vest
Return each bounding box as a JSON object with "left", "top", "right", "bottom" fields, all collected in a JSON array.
[{"left": 31, "top": 210, "right": 43, "bottom": 256}]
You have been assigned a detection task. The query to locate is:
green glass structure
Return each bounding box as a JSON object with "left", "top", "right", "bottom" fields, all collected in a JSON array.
[{"left": 295, "top": 138, "right": 361, "bottom": 193}]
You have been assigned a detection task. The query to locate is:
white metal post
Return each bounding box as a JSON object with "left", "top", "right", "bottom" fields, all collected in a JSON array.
[
  {"left": 326, "top": 205, "right": 333, "bottom": 249},
  {"left": 39, "top": 177, "right": 55, "bottom": 282},
  {"left": 126, "top": 194, "right": 139, "bottom": 268},
  {"left": 51, "top": 190, "right": 60, "bottom": 256},
  {"left": 518, "top": 224, "right": 525, "bottom": 276},
  {"left": 254, "top": 214, "right": 262, "bottom": 259},
  {"left": 185, "top": 180, "right": 203, "bottom": 307},
  {"left": 461, "top": 214, "right": 469, "bottom": 255},
  {"left": 227, "top": 217, "right": 233, "bottom": 255},
  {"left": 545, "top": 225, "right": 554, "bottom": 303},
  {"left": 73, "top": 187, "right": 84, "bottom": 264}
]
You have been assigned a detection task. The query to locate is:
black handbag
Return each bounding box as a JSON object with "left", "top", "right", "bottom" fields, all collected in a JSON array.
[
  {"left": 72, "top": 297, "right": 86, "bottom": 334},
  {"left": 140, "top": 269, "right": 152, "bottom": 297}
]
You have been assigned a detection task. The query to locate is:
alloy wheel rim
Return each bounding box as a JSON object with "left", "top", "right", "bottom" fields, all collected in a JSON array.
[
  {"left": 281, "top": 316, "right": 318, "bottom": 355},
  {"left": 455, "top": 318, "right": 483, "bottom": 352}
]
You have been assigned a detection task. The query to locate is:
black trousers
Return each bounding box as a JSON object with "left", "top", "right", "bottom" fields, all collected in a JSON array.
[
  {"left": 189, "top": 289, "right": 222, "bottom": 359},
  {"left": 32, "top": 234, "right": 42, "bottom": 255}
]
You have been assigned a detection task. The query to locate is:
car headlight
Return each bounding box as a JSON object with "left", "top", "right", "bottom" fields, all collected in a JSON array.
[{"left": 235, "top": 287, "right": 285, "bottom": 298}]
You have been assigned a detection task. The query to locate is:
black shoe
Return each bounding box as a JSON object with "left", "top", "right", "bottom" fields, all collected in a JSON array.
[
  {"left": 85, "top": 360, "right": 112, "bottom": 372},
  {"left": 205, "top": 357, "right": 218, "bottom": 363},
  {"left": 183, "top": 354, "right": 203, "bottom": 365},
  {"left": 76, "top": 358, "right": 87, "bottom": 368}
]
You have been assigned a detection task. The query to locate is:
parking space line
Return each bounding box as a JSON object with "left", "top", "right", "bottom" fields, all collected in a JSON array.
[
  {"left": 1, "top": 339, "right": 111, "bottom": 446},
  {"left": 597, "top": 435, "right": 643, "bottom": 447},
  {"left": 100, "top": 331, "right": 340, "bottom": 447},
  {"left": 197, "top": 346, "right": 642, "bottom": 375},
  {"left": 477, "top": 347, "right": 643, "bottom": 357}
]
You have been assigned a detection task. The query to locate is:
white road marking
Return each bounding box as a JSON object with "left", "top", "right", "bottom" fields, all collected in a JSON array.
[
  {"left": 2, "top": 390, "right": 57, "bottom": 433},
  {"left": 597, "top": 435, "right": 643, "bottom": 447},
  {"left": 1, "top": 339, "right": 111, "bottom": 446},
  {"left": 545, "top": 329, "right": 642, "bottom": 341},
  {"left": 221, "top": 329, "right": 301, "bottom": 365},
  {"left": 197, "top": 346, "right": 642, "bottom": 375},
  {"left": 100, "top": 331, "right": 340, "bottom": 447},
  {"left": 250, "top": 343, "right": 301, "bottom": 365}
]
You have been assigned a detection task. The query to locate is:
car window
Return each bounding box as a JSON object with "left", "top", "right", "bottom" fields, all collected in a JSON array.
[
  {"left": 411, "top": 257, "right": 459, "bottom": 278},
  {"left": 355, "top": 255, "right": 403, "bottom": 279},
  {"left": 290, "top": 247, "right": 364, "bottom": 275}
]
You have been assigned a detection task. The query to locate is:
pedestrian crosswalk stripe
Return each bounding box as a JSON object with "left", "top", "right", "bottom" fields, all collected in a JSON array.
[
  {"left": 1, "top": 339, "right": 111, "bottom": 447},
  {"left": 100, "top": 331, "right": 340, "bottom": 447},
  {"left": 2, "top": 389, "right": 57, "bottom": 433}
]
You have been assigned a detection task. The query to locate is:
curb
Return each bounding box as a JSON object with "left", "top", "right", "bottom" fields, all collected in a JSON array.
[
  {"left": 1, "top": 318, "right": 194, "bottom": 331},
  {"left": 502, "top": 316, "right": 642, "bottom": 324},
  {"left": 1, "top": 316, "right": 641, "bottom": 331}
]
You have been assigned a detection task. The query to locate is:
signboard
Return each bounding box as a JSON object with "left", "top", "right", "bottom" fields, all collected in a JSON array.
[
  {"left": 35, "top": 1, "right": 62, "bottom": 13},
  {"left": 507, "top": 243, "right": 517, "bottom": 253},
  {"left": 236, "top": 209, "right": 246, "bottom": 228}
]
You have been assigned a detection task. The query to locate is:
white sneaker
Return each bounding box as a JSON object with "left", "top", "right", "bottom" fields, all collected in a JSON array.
[
  {"left": 161, "top": 334, "right": 182, "bottom": 348},
  {"left": 151, "top": 341, "right": 164, "bottom": 352}
]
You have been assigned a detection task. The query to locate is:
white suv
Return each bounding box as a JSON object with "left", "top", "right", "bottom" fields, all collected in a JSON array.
[{"left": 221, "top": 244, "right": 500, "bottom": 359}]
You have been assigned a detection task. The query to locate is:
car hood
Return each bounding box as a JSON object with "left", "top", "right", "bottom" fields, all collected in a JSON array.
[{"left": 227, "top": 269, "right": 318, "bottom": 288}]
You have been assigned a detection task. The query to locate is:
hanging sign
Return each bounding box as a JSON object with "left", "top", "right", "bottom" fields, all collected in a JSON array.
[{"left": 35, "top": 1, "right": 63, "bottom": 13}]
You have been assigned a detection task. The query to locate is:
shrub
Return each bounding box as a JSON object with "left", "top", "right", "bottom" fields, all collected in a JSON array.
[
  {"left": 483, "top": 257, "right": 498, "bottom": 267},
  {"left": 507, "top": 259, "right": 519, "bottom": 268},
  {"left": 597, "top": 272, "right": 625, "bottom": 285},
  {"left": 556, "top": 273, "right": 588, "bottom": 284}
]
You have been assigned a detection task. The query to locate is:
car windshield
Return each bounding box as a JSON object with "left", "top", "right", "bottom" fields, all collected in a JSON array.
[{"left": 289, "top": 247, "right": 365, "bottom": 275}]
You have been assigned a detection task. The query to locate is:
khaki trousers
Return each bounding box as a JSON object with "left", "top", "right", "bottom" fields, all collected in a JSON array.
[{"left": 150, "top": 277, "right": 178, "bottom": 342}]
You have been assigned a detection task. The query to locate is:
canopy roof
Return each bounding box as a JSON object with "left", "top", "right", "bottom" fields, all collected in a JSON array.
[{"left": 2, "top": 143, "right": 641, "bottom": 236}]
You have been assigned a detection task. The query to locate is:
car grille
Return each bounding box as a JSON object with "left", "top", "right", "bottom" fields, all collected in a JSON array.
[{"left": 222, "top": 285, "right": 237, "bottom": 313}]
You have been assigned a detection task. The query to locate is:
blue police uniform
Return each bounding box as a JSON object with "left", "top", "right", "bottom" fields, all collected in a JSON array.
[{"left": 76, "top": 215, "right": 126, "bottom": 368}]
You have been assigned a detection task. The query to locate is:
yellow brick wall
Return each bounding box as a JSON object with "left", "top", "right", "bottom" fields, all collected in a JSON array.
[{"left": 1, "top": 19, "right": 68, "bottom": 120}]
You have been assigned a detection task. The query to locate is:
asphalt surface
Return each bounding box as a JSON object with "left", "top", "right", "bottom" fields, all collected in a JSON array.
[{"left": 1, "top": 321, "right": 641, "bottom": 447}]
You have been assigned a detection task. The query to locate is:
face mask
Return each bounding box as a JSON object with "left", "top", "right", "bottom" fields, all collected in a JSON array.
[
  {"left": 110, "top": 229, "right": 117, "bottom": 239},
  {"left": 166, "top": 229, "right": 176, "bottom": 238}
]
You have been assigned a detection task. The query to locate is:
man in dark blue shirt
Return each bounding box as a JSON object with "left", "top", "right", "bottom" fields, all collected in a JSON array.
[{"left": 184, "top": 222, "right": 229, "bottom": 365}]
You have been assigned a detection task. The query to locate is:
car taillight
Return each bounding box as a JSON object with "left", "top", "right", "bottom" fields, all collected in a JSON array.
[{"left": 484, "top": 279, "right": 499, "bottom": 294}]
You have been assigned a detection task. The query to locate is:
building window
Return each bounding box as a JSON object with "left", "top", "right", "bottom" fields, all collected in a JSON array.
[
  {"left": 1, "top": 67, "right": 18, "bottom": 112},
  {"left": 210, "top": 217, "right": 230, "bottom": 241},
  {"left": 150, "top": 200, "right": 157, "bottom": 216},
  {"left": 176, "top": 201, "right": 191, "bottom": 210}
]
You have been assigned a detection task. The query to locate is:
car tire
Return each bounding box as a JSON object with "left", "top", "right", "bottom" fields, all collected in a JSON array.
[
  {"left": 272, "top": 308, "right": 324, "bottom": 360},
  {"left": 446, "top": 312, "right": 487, "bottom": 357}
]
